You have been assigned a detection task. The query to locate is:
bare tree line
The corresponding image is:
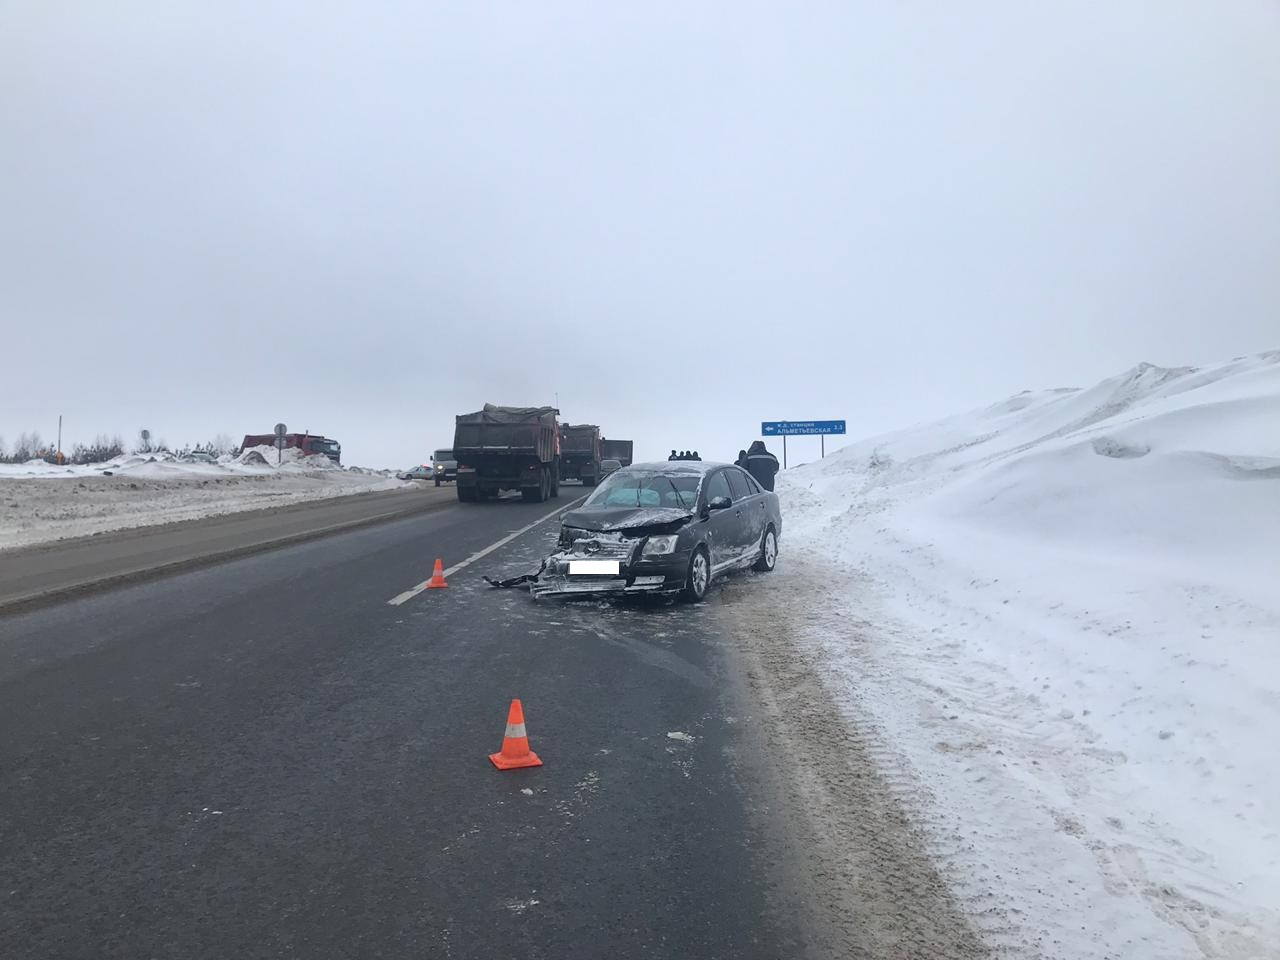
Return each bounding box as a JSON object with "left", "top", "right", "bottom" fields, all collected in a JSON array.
[{"left": 0, "top": 430, "right": 239, "bottom": 465}]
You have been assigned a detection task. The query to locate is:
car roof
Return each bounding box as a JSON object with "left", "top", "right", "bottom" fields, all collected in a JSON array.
[{"left": 626, "top": 460, "right": 730, "bottom": 476}]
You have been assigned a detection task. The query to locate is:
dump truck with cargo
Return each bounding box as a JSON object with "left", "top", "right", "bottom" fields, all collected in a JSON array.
[
  {"left": 453, "top": 405, "right": 560, "bottom": 503},
  {"left": 559, "top": 423, "right": 603, "bottom": 486}
]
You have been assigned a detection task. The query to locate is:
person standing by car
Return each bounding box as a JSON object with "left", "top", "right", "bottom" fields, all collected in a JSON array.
[
  {"left": 746, "top": 440, "right": 780, "bottom": 491},
  {"left": 735, "top": 449, "right": 749, "bottom": 470}
]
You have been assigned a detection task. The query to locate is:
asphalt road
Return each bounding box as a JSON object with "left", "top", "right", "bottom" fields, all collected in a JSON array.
[
  {"left": 0, "top": 488, "right": 816, "bottom": 959},
  {"left": 0, "top": 484, "right": 454, "bottom": 612}
]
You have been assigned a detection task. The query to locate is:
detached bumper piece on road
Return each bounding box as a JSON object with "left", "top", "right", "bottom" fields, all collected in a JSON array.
[{"left": 531, "top": 575, "right": 671, "bottom": 598}]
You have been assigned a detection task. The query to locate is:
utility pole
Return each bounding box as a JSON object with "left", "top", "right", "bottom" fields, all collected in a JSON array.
[{"left": 57, "top": 415, "right": 63, "bottom": 463}]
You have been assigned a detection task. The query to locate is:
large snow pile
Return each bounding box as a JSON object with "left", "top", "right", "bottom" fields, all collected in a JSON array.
[
  {"left": 0, "top": 451, "right": 412, "bottom": 550},
  {"left": 777, "top": 351, "right": 1280, "bottom": 958},
  {"left": 235, "top": 445, "right": 340, "bottom": 470}
]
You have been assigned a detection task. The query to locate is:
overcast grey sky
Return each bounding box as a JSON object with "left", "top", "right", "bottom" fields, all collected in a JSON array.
[{"left": 2, "top": 2, "right": 1277, "bottom": 468}]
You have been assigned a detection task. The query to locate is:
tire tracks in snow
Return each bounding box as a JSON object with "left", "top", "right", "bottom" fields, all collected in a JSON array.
[{"left": 712, "top": 574, "right": 992, "bottom": 960}]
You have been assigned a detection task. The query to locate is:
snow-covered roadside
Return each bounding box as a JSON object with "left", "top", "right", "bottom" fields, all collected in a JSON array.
[
  {"left": 773, "top": 352, "right": 1280, "bottom": 958},
  {"left": 0, "top": 450, "right": 412, "bottom": 550}
]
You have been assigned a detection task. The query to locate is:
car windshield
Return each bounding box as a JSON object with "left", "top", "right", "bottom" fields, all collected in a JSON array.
[
  {"left": 434, "top": 450, "right": 452, "bottom": 461},
  {"left": 583, "top": 470, "right": 700, "bottom": 510}
]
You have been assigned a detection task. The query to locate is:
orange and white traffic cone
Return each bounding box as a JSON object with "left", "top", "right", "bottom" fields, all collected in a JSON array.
[
  {"left": 427, "top": 558, "right": 448, "bottom": 589},
  {"left": 489, "top": 699, "right": 543, "bottom": 770}
]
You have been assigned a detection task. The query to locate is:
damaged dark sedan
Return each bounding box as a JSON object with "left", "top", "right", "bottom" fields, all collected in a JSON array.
[{"left": 530, "top": 461, "right": 781, "bottom": 601}]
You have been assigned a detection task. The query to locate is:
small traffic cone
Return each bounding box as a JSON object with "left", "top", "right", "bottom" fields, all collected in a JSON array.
[
  {"left": 489, "top": 699, "right": 543, "bottom": 770},
  {"left": 427, "top": 558, "right": 448, "bottom": 589}
]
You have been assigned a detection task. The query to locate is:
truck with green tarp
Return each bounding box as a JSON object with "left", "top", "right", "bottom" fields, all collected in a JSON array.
[{"left": 453, "top": 404, "right": 560, "bottom": 503}]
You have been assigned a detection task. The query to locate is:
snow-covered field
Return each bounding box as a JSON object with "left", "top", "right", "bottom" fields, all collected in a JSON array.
[
  {"left": 0, "top": 447, "right": 411, "bottom": 550},
  {"left": 776, "top": 352, "right": 1280, "bottom": 958}
]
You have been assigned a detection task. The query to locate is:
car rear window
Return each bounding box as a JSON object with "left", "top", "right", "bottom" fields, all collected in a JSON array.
[{"left": 726, "top": 469, "right": 753, "bottom": 499}]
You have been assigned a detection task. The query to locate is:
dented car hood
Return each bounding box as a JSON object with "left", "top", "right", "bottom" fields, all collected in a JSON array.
[{"left": 560, "top": 506, "right": 694, "bottom": 533}]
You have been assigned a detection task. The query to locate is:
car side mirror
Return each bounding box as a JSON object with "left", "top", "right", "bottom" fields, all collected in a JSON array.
[{"left": 707, "top": 495, "right": 732, "bottom": 512}]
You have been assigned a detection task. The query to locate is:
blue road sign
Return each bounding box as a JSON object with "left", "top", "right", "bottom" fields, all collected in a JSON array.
[{"left": 761, "top": 420, "right": 846, "bottom": 437}]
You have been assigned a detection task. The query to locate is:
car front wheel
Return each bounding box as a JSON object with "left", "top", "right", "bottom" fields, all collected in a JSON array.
[
  {"left": 753, "top": 526, "right": 778, "bottom": 572},
  {"left": 681, "top": 547, "right": 711, "bottom": 603}
]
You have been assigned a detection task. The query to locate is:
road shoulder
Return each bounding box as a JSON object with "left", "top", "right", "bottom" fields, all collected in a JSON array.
[
  {"left": 714, "top": 571, "right": 990, "bottom": 960},
  {"left": 0, "top": 485, "right": 454, "bottom": 613}
]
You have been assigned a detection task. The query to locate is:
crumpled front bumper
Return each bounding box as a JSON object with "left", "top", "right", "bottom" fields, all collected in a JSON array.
[
  {"left": 526, "top": 536, "right": 689, "bottom": 599},
  {"left": 529, "top": 567, "right": 675, "bottom": 599}
]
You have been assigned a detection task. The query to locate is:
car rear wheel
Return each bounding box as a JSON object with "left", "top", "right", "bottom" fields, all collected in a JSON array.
[
  {"left": 457, "top": 486, "right": 477, "bottom": 503},
  {"left": 680, "top": 547, "right": 711, "bottom": 603},
  {"left": 753, "top": 526, "right": 778, "bottom": 572}
]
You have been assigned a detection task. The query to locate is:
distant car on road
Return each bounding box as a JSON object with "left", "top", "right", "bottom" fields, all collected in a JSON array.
[
  {"left": 398, "top": 465, "right": 433, "bottom": 480},
  {"left": 432, "top": 449, "right": 458, "bottom": 486},
  {"left": 600, "top": 458, "right": 622, "bottom": 479},
  {"left": 532, "top": 461, "right": 781, "bottom": 602},
  {"left": 184, "top": 451, "right": 218, "bottom": 464}
]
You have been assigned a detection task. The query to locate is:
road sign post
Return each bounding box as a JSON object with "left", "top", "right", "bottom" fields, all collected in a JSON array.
[
  {"left": 274, "top": 422, "right": 287, "bottom": 466},
  {"left": 760, "top": 420, "right": 846, "bottom": 468}
]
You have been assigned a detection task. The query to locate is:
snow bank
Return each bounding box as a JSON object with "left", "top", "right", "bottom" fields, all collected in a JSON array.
[
  {"left": 0, "top": 447, "right": 368, "bottom": 481},
  {"left": 0, "top": 452, "right": 411, "bottom": 550},
  {"left": 777, "top": 351, "right": 1280, "bottom": 957}
]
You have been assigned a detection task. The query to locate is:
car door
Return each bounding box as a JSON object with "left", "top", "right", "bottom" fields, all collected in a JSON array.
[
  {"left": 726, "top": 467, "right": 765, "bottom": 560},
  {"left": 701, "top": 469, "right": 743, "bottom": 572}
]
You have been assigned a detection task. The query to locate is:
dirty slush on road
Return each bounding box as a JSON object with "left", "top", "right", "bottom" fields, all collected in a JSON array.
[
  {"left": 485, "top": 518, "right": 989, "bottom": 959},
  {"left": 712, "top": 575, "right": 990, "bottom": 960}
]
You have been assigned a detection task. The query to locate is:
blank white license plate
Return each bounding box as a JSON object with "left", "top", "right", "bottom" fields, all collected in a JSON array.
[{"left": 569, "top": 560, "right": 620, "bottom": 575}]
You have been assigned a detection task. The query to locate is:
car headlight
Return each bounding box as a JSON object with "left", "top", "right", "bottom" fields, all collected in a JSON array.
[{"left": 642, "top": 535, "right": 679, "bottom": 557}]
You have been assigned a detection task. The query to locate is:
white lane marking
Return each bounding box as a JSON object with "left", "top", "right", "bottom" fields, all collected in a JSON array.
[{"left": 387, "top": 496, "right": 585, "bottom": 605}]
